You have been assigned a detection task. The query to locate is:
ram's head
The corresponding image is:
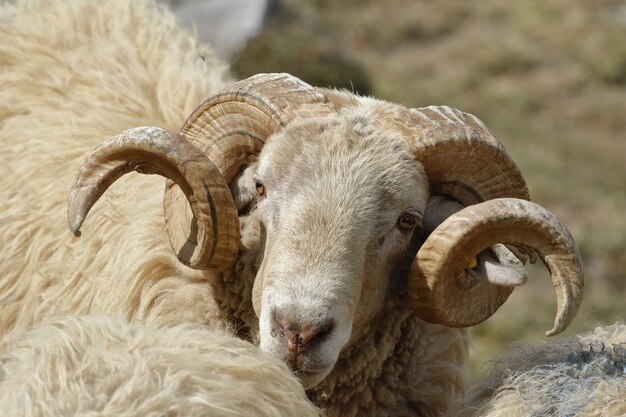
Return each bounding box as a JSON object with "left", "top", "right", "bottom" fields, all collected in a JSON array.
[{"left": 68, "top": 73, "right": 583, "bottom": 389}]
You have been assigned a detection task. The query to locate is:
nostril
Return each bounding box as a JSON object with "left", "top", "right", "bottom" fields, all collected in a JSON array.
[
  {"left": 273, "top": 311, "right": 335, "bottom": 352},
  {"left": 312, "top": 319, "right": 334, "bottom": 343},
  {"left": 277, "top": 319, "right": 303, "bottom": 350},
  {"left": 301, "top": 320, "right": 335, "bottom": 351},
  {"left": 287, "top": 322, "right": 334, "bottom": 351},
  {"left": 299, "top": 325, "right": 322, "bottom": 346}
]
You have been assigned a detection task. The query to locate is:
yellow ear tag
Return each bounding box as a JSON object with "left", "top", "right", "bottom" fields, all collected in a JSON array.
[{"left": 467, "top": 257, "right": 478, "bottom": 269}]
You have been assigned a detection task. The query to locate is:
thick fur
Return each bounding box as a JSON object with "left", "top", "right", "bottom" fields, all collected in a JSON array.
[
  {"left": 0, "top": 0, "right": 230, "bottom": 336},
  {"left": 0, "top": 315, "right": 320, "bottom": 417},
  {"left": 309, "top": 302, "right": 467, "bottom": 417},
  {"left": 455, "top": 324, "right": 626, "bottom": 417}
]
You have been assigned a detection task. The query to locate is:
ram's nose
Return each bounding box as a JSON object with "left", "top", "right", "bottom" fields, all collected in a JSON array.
[{"left": 274, "top": 311, "right": 334, "bottom": 367}]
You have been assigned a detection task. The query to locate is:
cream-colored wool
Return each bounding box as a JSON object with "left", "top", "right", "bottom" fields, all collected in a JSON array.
[
  {"left": 0, "top": 315, "right": 321, "bottom": 417},
  {"left": 455, "top": 323, "right": 626, "bottom": 417},
  {"left": 0, "top": 0, "right": 230, "bottom": 336}
]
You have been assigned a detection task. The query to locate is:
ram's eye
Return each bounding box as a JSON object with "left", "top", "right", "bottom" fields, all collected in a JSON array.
[
  {"left": 255, "top": 181, "right": 265, "bottom": 197},
  {"left": 397, "top": 213, "right": 418, "bottom": 231}
]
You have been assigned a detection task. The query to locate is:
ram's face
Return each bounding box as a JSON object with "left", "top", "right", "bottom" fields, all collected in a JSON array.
[{"left": 249, "top": 114, "right": 428, "bottom": 388}]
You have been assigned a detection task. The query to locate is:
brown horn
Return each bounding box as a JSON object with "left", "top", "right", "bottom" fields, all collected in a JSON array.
[
  {"left": 409, "top": 198, "right": 584, "bottom": 336},
  {"left": 390, "top": 105, "right": 582, "bottom": 333},
  {"left": 391, "top": 105, "right": 527, "bottom": 321},
  {"left": 163, "top": 73, "right": 338, "bottom": 269},
  {"left": 400, "top": 105, "right": 530, "bottom": 205},
  {"left": 67, "top": 127, "right": 238, "bottom": 270}
]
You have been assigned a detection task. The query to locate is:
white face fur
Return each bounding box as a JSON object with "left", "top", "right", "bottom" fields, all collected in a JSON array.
[{"left": 248, "top": 108, "right": 429, "bottom": 389}]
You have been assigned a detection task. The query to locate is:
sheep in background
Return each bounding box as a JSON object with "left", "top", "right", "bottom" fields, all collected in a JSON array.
[
  {"left": 0, "top": 0, "right": 584, "bottom": 416},
  {"left": 455, "top": 323, "right": 626, "bottom": 417},
  {"left": 0, "top": 315, "right": 321, "bottom": 417}
]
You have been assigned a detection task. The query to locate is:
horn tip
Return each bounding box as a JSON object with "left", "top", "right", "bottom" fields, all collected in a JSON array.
[
  {"left": 67, "top": 201, "right": 85, "bottom": 237},
  {"left": 68, "top": 216, "right": 83, "bottom": 237},
  {"left": 545, "top": 320, "right": 567, "bottom": 337},
  {"left": 545, "top": 328, "right": 561, "bottom": 337}
]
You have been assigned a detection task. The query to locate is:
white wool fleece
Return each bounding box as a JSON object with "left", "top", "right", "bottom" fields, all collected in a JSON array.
[
  {"left": 0, "top": 316, "right": 321, "bottom": 417},
  {"left": 0, "top": 0, "right": 230, "bottom": 337}
]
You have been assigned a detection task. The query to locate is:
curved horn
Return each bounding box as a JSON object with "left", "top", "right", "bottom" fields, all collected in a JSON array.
[
  {"left": 68, "top": 127, "right": 238, "bottom": 270},
  {"left": 386, "top": 105, "right": 553, "bottom": 327},
  {"left": 180, "top": 73, "right": 337, "bottom": 183},
  {"left": 408, "top": 198, "right": 584, "bottom": 336},
  {"left": 401, "top": 105, "right": 530, "bottom": 205},
  {"left": 163, "top": 73, "right": 337, "bottom": 269}
]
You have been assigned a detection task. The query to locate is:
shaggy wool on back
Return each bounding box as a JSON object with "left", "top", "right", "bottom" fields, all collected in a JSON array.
[
  {"left": 456, "top": 324, "right": 626, "bottom": 417},
  {"left": 0, "top": 315, "right": 321, "bottom": 417},
  {"left": 0, "top": 0, "right": 231, "bottom": 336}
]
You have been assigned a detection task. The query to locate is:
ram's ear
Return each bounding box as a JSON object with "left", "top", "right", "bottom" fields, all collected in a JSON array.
[
  {"left": 229, "top": 164, "right": 259, "bottom": 214},
  {"left": 470, "top": 244, "right": 527, "bottom": 287},
  {"left": 422, "top": 196, "right": 528, "bottom": 288}
]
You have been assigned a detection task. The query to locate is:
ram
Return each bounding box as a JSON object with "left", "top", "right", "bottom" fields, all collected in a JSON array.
[
  {"left": 0, "top": 315, "right": 321, "bottom": 417},
  {"left": 0, "top": 0, "right": 584, "bottom": 416},
  {"left": 66, "top": 72, "right": 584, "bottom": 417},
  {"left": 455, "top": 323, "right": 626, "bottom": 417}
]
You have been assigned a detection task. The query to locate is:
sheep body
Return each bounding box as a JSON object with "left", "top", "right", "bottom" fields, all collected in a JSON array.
[
  {"left": 0, "top": 315, "right": 320, "bottom": 417},
  {"left": 0, "top": 0, "right": 230, "bottom": 336},
  {"left": 456, "top": 323, "right": 626, "bottom": 417}
]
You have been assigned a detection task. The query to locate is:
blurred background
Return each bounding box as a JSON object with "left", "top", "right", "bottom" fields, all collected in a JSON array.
[{"left": 162, "top": 0, "right": 625, "bottom": 377}]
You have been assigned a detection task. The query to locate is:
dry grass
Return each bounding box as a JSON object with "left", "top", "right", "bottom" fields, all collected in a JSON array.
[{"left": 234, "top": 0, "right": 626, "bottom": 378}]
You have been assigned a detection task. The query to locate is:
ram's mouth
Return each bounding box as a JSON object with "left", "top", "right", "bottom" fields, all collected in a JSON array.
[{"left": 260, "top": 323, "right": 340, "bottom": 389}]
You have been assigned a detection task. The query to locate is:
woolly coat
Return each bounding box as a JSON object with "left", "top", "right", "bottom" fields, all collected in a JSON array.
[
  {"left": 0, "top": 315, "right": 320, "bottom": 417},
  {"left": 455, "top": 324, "right": 626, "bottom": 417},
  {"left": 0, "top": 0, "right": 230, "bottom": 335}
]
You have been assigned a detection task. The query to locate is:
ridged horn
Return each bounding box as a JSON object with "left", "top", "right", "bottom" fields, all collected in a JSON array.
[
  {"left": 67, "top": 127, "right": 238, "bottom": 270},
  {"left": 409, "top": 198, "right": 584, "bottom": 336},
  {"left": 391, "top": 105, "right": 582, "bottom": 333},
  {"left": 163, "top": 73, "right": 337, "bottom": 269},
  {"left": 400, "top": 105, "right": 530, "bottom": 205}
]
